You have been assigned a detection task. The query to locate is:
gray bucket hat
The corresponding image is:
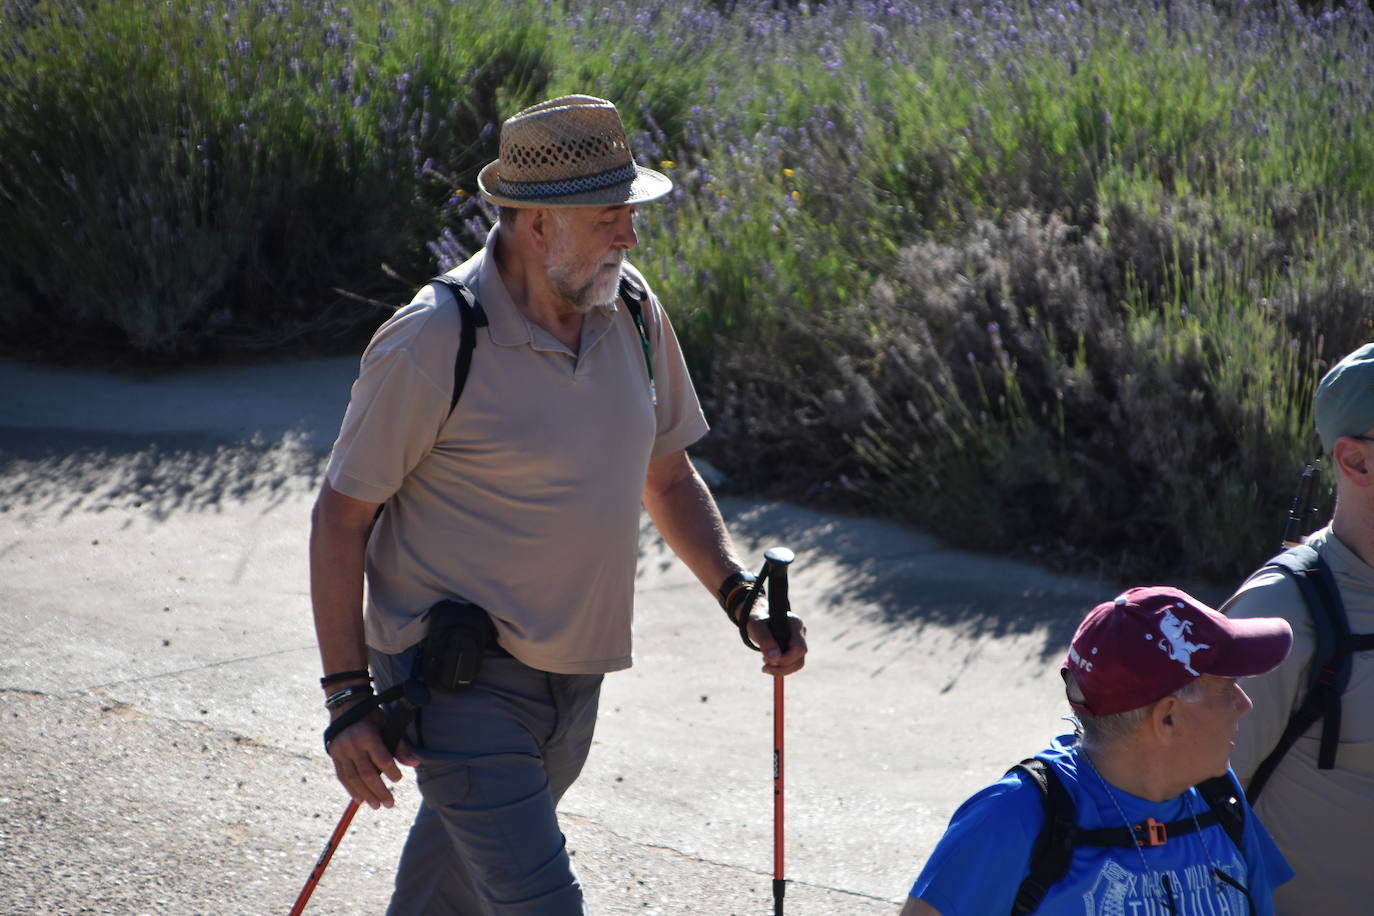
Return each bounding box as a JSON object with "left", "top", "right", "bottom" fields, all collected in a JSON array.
[
  {"left": 1314, "top": 342, "right": 1374, "bottom": 452},
  {"left": 476, "top": 95, "right": 672, "bottom": 208}
]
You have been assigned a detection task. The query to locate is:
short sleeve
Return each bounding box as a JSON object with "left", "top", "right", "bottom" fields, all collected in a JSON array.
[
  {"left": 325, "top": 296, "right": 455, "bottom": 503},
  {"left": 1238, "top": 778, "right": 1295, "bottom": 912},
  {"left": 909, "top": 772, "right": 1044, "bottom": 916},
  {"left": 622, "top": 264, "right": 708, "bottom": 457}
]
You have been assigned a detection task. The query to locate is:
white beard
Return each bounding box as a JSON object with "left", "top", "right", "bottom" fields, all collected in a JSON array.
[{"left": 547, "top": 239, "right": 624, "bottom": 314}]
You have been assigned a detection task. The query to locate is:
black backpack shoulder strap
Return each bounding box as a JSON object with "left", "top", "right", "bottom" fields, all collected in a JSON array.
[
  {"left": 1009, "top": 757, "right": 1077, "bottom": 916},
  {"left": 1194, "top": 772, "right": 1247, "bottom": 853},
  {"left": 428, "top": 275, "right": 488, "bottom": 417},
  {"left": 365, "top": 276, "right": 486, "bottom": 537},
  {"left": 1009, "top": 759, "right": 1249, "bottom": 915},
  {"left": 618, "top": 273, "right": 646, "bottom": 322},
  {"left": 617, "top": 274, "right": 656, "bottom": 405},
  {"left": 1246, "top": 544, "right": 1350, "bottom": 801}
]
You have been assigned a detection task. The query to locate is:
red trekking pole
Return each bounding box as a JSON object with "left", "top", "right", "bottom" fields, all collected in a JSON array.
[
  {"left": 288, "top": 679, "right": 427, "bottom": 915},
  {"left": 287, "top": 798, "right": 361, "bottom": 916},
  {"left": 743, "top": 546, "right": 795, "bottom": 916}
]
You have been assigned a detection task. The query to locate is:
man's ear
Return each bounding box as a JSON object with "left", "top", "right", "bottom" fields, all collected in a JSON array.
[
  {"left": 1333, "top": 437, "right": 1374, "bottom": 487},
  {"left": 526, "top": 207, "right": 555, "bottom": 254},
  {"left": 1151, "top": 696, "right": 1179, "bottom": 739}
]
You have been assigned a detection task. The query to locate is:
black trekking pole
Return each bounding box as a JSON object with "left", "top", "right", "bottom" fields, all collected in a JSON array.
[
  {"left": 288, "top": 680, "right": 427, "bottom": 916},
  {"left": 1281, "top": 461, "right": 1320, "bottom": 548},
  {"left": 743, "top": 546, "right": 795, "bottom": 916}
]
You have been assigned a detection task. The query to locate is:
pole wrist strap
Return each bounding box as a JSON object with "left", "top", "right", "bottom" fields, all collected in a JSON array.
[
  {"left": 717, "top": 570, "right": 756, "bottom": 610},
  {"left": 721, "top": 575, "right": 764, "bottom": 651}
]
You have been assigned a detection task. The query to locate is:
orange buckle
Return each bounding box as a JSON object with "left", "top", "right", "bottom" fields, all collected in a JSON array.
[{"left": 1139, "top": 817, "right": 1168, "bottom": 847}]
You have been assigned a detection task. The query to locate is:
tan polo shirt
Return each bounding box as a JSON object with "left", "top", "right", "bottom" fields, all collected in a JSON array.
[
  {"left": 1223, "top": 525, "right": 1374, "bottom": 916},
  {"left": 325, "top": 227, "right": 709, "bottom": 673}
]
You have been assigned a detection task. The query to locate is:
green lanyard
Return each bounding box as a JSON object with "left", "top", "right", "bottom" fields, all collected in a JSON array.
[
  {"left": 630, "top": 309, "right": 656, "bottom": 406},
  {"left": 620, "top": 277, "right": 656, "bottom": 406}
]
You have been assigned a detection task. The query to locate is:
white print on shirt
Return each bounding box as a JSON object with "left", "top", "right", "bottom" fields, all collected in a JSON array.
[
  {"left": 1081, "top": 859, "right": 1134, "bottom": 915},
  {"left": 1156, "top": 607, "right": 1210, "bottom": 676},
  {"left": 1078, "top": 859, "right": 1247, "bottom": 915}
]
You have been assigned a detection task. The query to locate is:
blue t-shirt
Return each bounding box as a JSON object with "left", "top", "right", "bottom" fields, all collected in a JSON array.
[{"left": 910, "top": 735, "right": 1293, "bottom": 916}]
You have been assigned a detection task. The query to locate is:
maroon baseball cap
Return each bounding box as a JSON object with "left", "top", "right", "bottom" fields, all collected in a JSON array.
[{"left": 1063, "top": 586, "right": 1292, "bottom": 717}]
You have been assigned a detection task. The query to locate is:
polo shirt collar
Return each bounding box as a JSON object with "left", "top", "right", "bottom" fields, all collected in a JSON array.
[{"left": 473, "top": 224, "right": 619, "bottom": 355}]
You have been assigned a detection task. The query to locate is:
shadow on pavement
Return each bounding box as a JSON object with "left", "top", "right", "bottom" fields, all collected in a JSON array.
[
  {"left": 0, "top": 429, "right": 324, "bottom": 521},
  {"left": 713, "top": 501, "right": 1107, "bottom": 664},
  {"left": 1, "top": 424, "right": 1097, "bottom": 662}
]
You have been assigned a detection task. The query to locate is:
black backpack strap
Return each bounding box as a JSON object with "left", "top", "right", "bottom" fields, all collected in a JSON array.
[
  {"left": 617, "top": 274, "right": 655, "bottom": 405},
  {"left": 1246, "top": 545, "right": 1350, "bottom": 801},
  {"left": 1195, "top": 772, "right": 1247, "bottom": 853},
  {"left": 1009, "top": 758, "right": 1078, "bottom": 916},
  {"left": 428, "top": 275, "right": 488, "bottom": 417},
  {"left": 365, "top": 277, "right": 486, "bottom": 538},
  {"left": 1074, "top": 809, "right": 1222, "bottom": 848},
  {"left": 1304, "top": 548, "right": 1354, "bottom": 771},
  {"left": 618, "top": 273, "right": 645, "bottom": 319},
  {"left": 1008, "top": 759, "right": 1249, "bottom": 916},
  {"left": 1068, "top": 774, "right": 1245, "bottom": 853},
  {"left": 1198, "top": 774, "right": 1258, "bottom": 916}
]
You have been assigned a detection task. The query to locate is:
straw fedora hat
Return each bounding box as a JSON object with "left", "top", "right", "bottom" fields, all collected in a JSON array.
[{"left": 477, "top": 95, "right": 672, "bottom": 208}]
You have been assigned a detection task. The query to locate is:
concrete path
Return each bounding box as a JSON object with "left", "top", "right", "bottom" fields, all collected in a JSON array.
[{"left": 0, "top": 356, "right": 1120, "bottom": 914}]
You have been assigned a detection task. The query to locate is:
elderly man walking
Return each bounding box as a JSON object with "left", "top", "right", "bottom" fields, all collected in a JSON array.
[
  {"left": 899, "top": 586, "right": 1294, "bottom": 915},
  {"left": 1223, "top": 342, "right": 1374, "bottom": 916},
  {"left": 309, "top": 95, "right": 807, "bottom": 914}
]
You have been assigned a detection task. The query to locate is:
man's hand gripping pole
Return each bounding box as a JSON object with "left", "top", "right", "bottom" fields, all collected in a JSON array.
[{"left": 288, "top": 679, "right": 429, "bottom": 916}]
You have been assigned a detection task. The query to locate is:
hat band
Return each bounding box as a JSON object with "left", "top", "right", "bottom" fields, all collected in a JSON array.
[{"left": 496, "top": 162, "right": 638, "bottom": 201}]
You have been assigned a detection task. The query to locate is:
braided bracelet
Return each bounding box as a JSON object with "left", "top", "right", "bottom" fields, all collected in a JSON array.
[{"left": 324, "top": 685, "right": 374, "bottom": 710}]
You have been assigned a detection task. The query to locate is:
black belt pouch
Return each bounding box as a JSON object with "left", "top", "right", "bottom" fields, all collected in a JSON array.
[{"left": 418, "top": 599, "right": 496, "bottom": 691}]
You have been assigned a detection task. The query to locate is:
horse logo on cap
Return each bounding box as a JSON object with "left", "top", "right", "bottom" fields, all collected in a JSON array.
[{"left": 1157, "top": 606, "right": 1209, "bottom": 675}]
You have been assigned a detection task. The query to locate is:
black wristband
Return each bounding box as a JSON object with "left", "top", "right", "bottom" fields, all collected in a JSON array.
[{"left": 320, "top": 669, "right": 372, "bottom": 687}]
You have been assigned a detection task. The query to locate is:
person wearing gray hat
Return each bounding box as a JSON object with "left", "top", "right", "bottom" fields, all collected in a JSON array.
[
  {"left": 308, "top": 95, "right": 807, "bottom": 914},
  {"left": 1221, "top": 341, "right": 1374, "bottom": 916}
]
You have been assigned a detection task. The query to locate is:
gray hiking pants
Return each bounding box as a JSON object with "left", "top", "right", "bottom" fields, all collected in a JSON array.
[{"left": 370, "top": 645, "right": 603, "bottom": 916}]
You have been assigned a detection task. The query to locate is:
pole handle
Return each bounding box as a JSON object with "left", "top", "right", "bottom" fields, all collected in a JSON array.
[
  {"left": 379, "top": 679, "right": 429, "bottom": 754},
  {"left": 1280, "top": 462, "right": 1319, "bottom": 548},
  {"left": 762, "top": 547, "right": 794, "bottom": 654}
]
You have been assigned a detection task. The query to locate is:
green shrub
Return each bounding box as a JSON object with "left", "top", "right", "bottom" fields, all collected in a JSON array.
[
  {"left": 4, "top": 0, "right": 1374, "bottom": 583},
  {"left": 0, "top": 0, "right": 552, "bottom": 357}
]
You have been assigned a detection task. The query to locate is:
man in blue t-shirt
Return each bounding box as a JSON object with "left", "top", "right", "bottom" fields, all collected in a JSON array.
[{"left": 901, "top": 586, "right": 1296, "bottom": 916}]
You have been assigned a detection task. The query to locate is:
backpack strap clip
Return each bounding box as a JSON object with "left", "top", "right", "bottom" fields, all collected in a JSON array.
[{"left": 1141, "top": 817, "right": 1168, "bottom": 847}]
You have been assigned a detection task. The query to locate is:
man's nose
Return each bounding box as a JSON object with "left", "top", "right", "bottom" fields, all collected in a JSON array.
[
  {"left": 613, "top": 209, "right": 638, "bottom": 250},
  {"left": 1236, "top": 683, "right": 1254, "bottom": 716}
]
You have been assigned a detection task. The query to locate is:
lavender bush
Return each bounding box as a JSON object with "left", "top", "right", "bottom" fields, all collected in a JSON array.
[
  {"left": 0, "top": 0, "right": 552, "bottom": 355},
  {"left": 3, "top": 0, "right": 1373, "bottom": 579}
]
